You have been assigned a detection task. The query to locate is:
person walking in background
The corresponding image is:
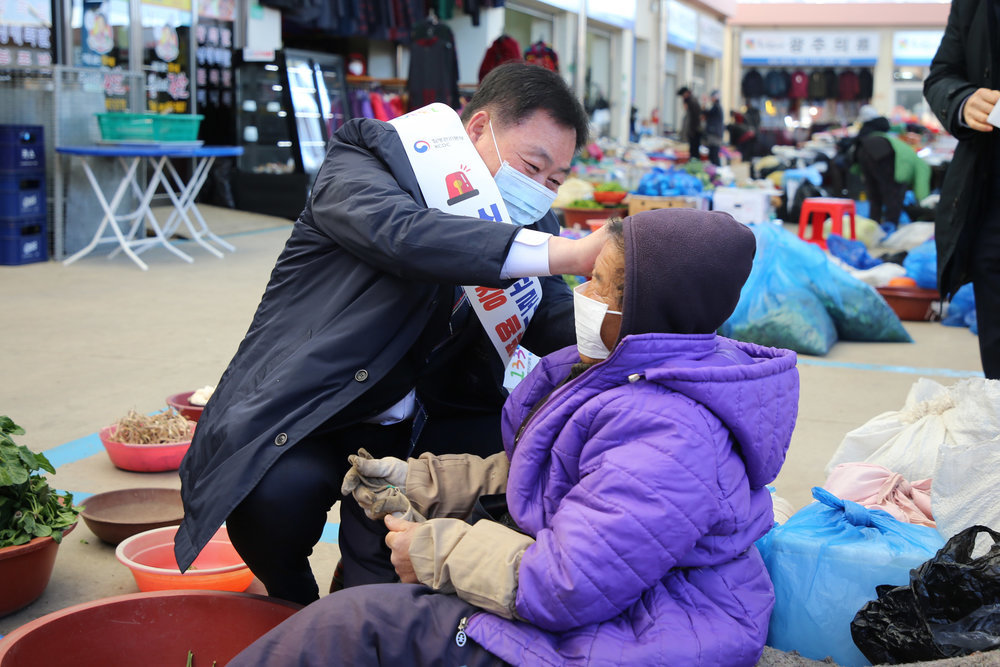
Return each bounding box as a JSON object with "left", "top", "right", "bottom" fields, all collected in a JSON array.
[
  {"left": 677, "top": 86, "right": 702, "bottom": 162},
  {"left": 704, "top": 89, "right": 725, "bottom": 166},
  {"left": 924, "top": 0, "right": 1000, "bottom": 379}
]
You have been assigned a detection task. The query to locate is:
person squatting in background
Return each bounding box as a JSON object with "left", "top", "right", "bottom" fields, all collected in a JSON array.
[{"left": 230, "top": 209, "right": 800, "bottom": 667}]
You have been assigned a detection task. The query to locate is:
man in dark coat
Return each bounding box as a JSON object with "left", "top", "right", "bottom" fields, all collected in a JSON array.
[
  {"left": 704, "top": 89, "right": 725, "bottom": 166},
  {"left": 924, "top": 0, "right": 1000, "bottom": 379},
  {"left": 175, "top": 63, "right": 600, "bottom": 604},
  {"left": 677, "top": 86, "right": 702, "bottom": 161}
]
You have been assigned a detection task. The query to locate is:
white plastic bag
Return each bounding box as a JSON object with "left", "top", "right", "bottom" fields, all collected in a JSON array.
[
  {"left": 826, "top": 378, "right": 1000, "bottom": 539},
  {"left": 930, "top": 379, "right": 1000, "bottom": 539},
  {"left": 825, "top": 378, "right": 950, "bottom": 480}
]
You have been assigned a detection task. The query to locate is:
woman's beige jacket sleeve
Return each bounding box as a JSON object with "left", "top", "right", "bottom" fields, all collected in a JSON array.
[
  {"left": 408, "top": 518, "right": 534, "bottom": 619},
  {"left": 405, "top": 451, "right": 510, "bottom": 519}
]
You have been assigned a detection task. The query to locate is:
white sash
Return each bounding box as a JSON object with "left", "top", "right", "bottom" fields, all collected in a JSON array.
[{"left": 390, "top": 104, "right": 543, "bottom": 381}]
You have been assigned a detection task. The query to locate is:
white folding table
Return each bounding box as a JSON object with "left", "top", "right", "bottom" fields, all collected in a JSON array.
[{"left": 56, "top": 144, "right": 243, "bottom": 270}]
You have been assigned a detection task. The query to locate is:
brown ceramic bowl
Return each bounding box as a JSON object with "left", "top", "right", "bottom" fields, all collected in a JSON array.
[
  {"left": 876, "top": 285, "right": 940, "bottom": 321},
  {"left": 79, "top": 488, "right": 184, "bottom": 545}
]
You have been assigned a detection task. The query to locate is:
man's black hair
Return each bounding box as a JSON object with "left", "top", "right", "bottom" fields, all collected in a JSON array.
[
  {"left": 676, "top": 86, "right": 691, "bottom": 97},
  {"left": 461, "top": 62, "right": 590, "bottom": 151}
]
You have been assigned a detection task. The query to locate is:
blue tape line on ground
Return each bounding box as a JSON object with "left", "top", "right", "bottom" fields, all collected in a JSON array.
[
  {"left": 797, "top": 357, "right": 984, "bottom": 378},
  {"left": 319, "top": 522, "right": 339, "bottom": 545},
  {"left": 43, "top": 432, "right": 104, "bottom": 469}
]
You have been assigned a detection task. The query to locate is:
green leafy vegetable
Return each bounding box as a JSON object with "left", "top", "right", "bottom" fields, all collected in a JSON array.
[
  {"left": 0, "top": 417, "right": 80, "bottom": 548},
  {"left": 566, "top": 199, "right": 603, "bottom": 209},
  {"left": 594, "top": 181, "right": 626, "bottom": 192}
]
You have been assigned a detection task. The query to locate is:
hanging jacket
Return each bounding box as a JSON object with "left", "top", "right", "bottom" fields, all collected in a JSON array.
[
  {"left": 407, "top": 20, "right": 461, "bottom": 110},
  {"left": 479, "top": 35, "right": 522, "bottom": 83},
  {"left": 523, "top": 41, "right": 558, "bottom": 72},
  {"left": 808, "top": 70, "right": 826, "bottom": 99},
  {"left": 859, "top": 69, "right": 874, "bottom": 99},
  {"left": 789, "top": 70, "right": 809, "bottom": 99},
  {"left": 838, "top": 70, "right": 860, "bottom": 101},
  {"left": 742, "top": 69, "right": 765, "bottom": 98},
  {"left": 823, "top": 68, "right": 839, "bottom": 99},
  {"left": 764, "top": 70, "right": 790, "bottom": 98}
]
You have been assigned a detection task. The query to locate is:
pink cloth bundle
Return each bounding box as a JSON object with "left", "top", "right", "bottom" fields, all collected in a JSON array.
[{"left": 825, "top": 462, "right": 935, "bottom": 527}]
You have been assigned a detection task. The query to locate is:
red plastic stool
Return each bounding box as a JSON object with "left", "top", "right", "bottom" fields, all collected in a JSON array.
[{"left": 798, "top": 198, "right": 857, "bottom": 249}]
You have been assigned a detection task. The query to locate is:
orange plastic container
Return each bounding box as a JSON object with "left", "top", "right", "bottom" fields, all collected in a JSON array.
[
  {"left": 0, "top": 590, "right": 301, "bottom": 667},
  {"left": 876, "top": 285, "right": 940, "bottom": 321},
  {"left": 98, "top": 424, "right": 192, "bottom": 472},
  {"left": 166, "top": 391, "right": 205, "bottom": 422},
  {"left": 116, "top": 525, "right": 253, "bottom": 593}
]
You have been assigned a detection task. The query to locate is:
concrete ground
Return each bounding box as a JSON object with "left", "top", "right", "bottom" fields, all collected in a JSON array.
[{"left": 0, "top": 207, "right": 989, "bottom": 662}]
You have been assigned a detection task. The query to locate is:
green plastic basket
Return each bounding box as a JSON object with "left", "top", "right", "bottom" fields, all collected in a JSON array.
[{"left": 96, "top": 113, "right": 204, "bottom": 143}]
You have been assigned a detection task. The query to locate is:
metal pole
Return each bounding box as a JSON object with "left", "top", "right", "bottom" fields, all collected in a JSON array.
[
  {"left": 657, "top": 0, "right": 668, "bottom": 134},
  {"left": 574, "top": 0, "right": 587, "bottom": 100}
]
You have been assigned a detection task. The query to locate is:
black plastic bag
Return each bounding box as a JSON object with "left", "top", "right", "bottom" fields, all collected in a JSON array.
[{"left": 852, "top": 525, "right": 1000, "bottom": 664}]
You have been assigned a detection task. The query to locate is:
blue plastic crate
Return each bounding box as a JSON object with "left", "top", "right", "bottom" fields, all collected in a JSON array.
[
  {"left": 0, "top": 217, "right": 47, "bottom": 265},
  {"left": 0, "top": 125, "right": 44, "bottom": 172},
  {"left": 0, "top": 172, "right": 45, "bottom": 218}
]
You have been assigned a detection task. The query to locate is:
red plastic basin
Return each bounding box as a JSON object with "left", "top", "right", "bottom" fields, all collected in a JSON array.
[
  {"left": 0, "top": 590, "right": 301, "bottom": 667},
  {"left": 98, "top": 424, "right": 193, "bottom": 473},
  {"left": 166, "top": 391, "right": 205, "bottom": 422},
  {"left": 116, "top": 525, "right": 253, "bottom": 593}
]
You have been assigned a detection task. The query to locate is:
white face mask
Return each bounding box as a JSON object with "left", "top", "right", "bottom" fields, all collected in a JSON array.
[
  {"left": 573, "top": 283, "right": 622, "bottom": 360},
  {"left": 489, "top": 120, "right": 558, "bottom": 226}
]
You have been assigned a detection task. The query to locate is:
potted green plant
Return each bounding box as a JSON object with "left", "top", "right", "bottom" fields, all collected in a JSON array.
[{"left": 0, "top": 416, "right": 81, "bottom": 616}]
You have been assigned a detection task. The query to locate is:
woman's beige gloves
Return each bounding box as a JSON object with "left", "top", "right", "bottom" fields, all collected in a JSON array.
[{"left": 341, "top": 448, "right": 424, "bottom": 522}]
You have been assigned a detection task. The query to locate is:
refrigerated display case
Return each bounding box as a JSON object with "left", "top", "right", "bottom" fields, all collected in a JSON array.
[{"left": 233, "top": 50, "right": 351, "bottom": 219}]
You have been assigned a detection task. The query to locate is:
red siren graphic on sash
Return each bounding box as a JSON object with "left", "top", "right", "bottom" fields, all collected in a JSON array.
[{"left": 445, "top": 166, "right": 480, "bottom": 206}]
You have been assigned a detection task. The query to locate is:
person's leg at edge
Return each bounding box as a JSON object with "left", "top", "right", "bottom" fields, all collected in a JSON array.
[
  {"left": 972, "top": 201, "right": 1000, "bottom": 379},
  {"left": 226, "top": 433, "right": 346, "bottom": 605},
  {"left": 229, "top": 584, "right": 509, "bottom": 666}
]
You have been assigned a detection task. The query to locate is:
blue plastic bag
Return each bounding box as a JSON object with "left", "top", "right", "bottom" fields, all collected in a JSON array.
[
  {"left": 903, "top": 239, "right": 937, "bottom": 289},
  {"left": 720, "top": 225, "right": 838, "bottom": 355},
  {"left": 634, "top": 166, "right": 704, "bottom": 197},
  {"left": 827, "top": 234, "right": 883, "bottom": 270},
  {"left": 722, "top": 225, "right": 911, "bottom": 355},
  {"left": 942, "top": 283, "right": 976, "bottom": 330},
  {"left": 757, "top": 487, "right": 946, "bottom": 666}
]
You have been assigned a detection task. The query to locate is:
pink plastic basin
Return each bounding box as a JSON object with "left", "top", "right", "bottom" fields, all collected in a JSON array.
[
  {"left": 116, "top": 525, "right": 253, "bottom": 593},
  {"left": 98, "top": 424, "right": 193, "bottom": 473}
]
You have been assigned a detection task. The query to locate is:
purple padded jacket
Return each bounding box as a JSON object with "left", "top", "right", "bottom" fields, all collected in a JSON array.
[{"left": 466, "top": 332, "right": 799, "bottom": 666}]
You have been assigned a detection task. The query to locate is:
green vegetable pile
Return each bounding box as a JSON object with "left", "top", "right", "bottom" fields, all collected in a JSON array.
[
  {"left": 594, "top": 181, "right": 626, "bottom": 193},
  {"left": 1, "top": 416, "right": 80, "bottom": 548},
  {"left": 567, "top": 199, "right": 603, "bottom": 209}
]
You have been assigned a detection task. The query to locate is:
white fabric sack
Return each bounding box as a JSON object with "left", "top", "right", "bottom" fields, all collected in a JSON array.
[
  {"left": 825, "top": 378, "right": 951, "bottom": 480},
  {"left": 931, "top": 379, "right": 1000, "bottom": 539},
  {"left": 877, "top": 221, "right": 936, "bottom": 254},
  {"left": 849, "top": 262, "right": 907, "bottom": 288}
]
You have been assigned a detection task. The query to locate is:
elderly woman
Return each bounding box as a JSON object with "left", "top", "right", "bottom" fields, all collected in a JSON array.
[{"left": 231, "top": 209, "right": 800, "bottom": 666}]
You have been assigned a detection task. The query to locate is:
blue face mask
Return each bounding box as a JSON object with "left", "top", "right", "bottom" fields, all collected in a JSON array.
[{"left": 490, "top": 120, "right": 558, "bottom": 226}]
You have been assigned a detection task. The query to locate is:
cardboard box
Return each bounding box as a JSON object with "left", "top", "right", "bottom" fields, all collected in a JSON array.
[
  {"left": 711, "top": 187, "right": 773, "bottom": 224},
  {"left": 627, "top": 194, "right": 705, "bottom": 216}
]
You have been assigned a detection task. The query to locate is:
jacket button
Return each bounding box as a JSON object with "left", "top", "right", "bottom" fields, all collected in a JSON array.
[
  {"left": 628, "top": 373, "right": 642, "bottom": 383},
  {"left": 274, "top": 433, "right": 288, "bottom": 446},
  {"left": 354, "top": 369, "right": 369, "bottom": 382}
]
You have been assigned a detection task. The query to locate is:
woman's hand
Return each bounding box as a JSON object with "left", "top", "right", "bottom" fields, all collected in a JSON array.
[
  {"left": 385, "top": 514, "right": 420, "bottom": 583},
  {"left": 962, "top": 88, "right": 1000, "bottom": 132}
]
